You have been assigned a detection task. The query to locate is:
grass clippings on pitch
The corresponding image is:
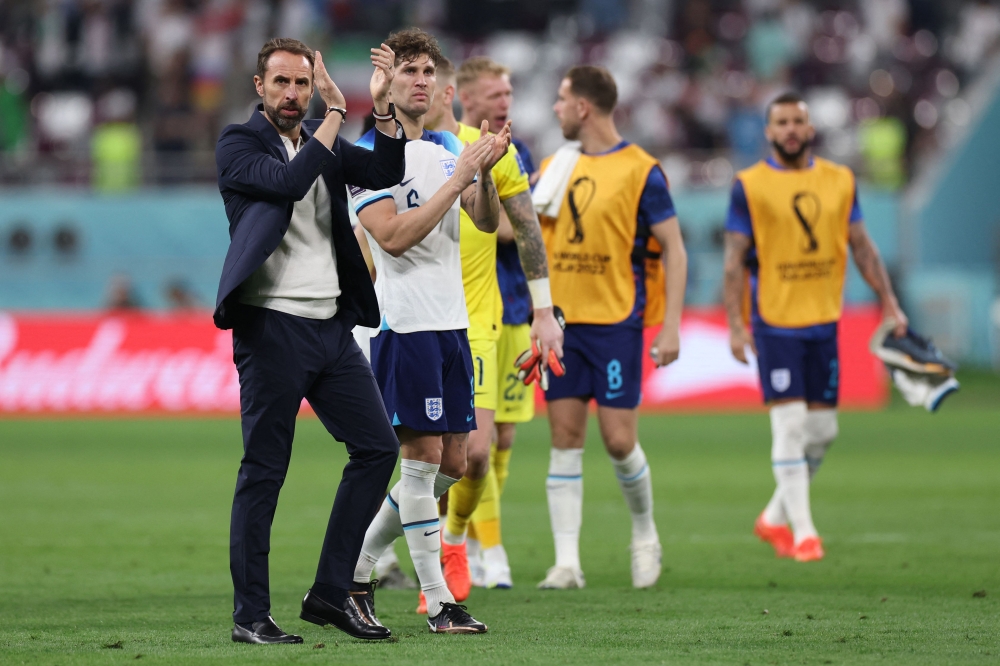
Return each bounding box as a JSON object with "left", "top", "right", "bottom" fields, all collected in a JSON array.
[{"left": 1, "top": 370, "right": 998, "bottom": 665}]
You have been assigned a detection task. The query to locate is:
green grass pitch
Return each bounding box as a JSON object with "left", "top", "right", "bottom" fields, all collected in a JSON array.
[{"left": 2, "top": 372, "right": 998, "bottom": 665}]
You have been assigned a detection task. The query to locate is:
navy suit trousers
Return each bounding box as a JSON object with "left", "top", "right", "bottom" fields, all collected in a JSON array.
[{"left": 229, "top": 305, "right": 398, "bottom": 624}]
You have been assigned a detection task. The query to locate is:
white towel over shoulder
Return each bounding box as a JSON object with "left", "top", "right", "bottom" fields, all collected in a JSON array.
[{"left": 531, "top": 141, "right": 581, "bottom": 218}]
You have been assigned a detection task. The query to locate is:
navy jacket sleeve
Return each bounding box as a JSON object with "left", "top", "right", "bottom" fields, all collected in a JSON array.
[
  {"left": 215, "top": 124, "right": 331, "bottom": 201},
  {"left": 340, "top": 125, "right": 406, "bottom": 190}
]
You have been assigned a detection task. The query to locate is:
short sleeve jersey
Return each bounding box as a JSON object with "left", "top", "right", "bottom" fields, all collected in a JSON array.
[
  {"left": 725, "top": 156, "right": 862, "bottom": 339},
  {"left": 350, "top": 129, "right": 469, "bottom": 334},
  {"left": 455, "top": 122, "right": 530, "bottom": 341},
  {"left": 497, "top": 136, "right": 535, "bottom": 326}
]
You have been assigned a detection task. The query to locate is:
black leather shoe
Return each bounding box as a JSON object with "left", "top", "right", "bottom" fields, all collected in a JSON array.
[
  {"left": 231, "top": 616, "right": 303, "bottom": 644},
  {"left": 300, "top": 588, "right": 391, "bottom": 640},
  {"left": 350, "top": 580, "right": 385, "bottom": 629}
]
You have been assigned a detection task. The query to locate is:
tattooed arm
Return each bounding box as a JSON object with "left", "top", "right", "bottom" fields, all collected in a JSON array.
[
  {"left": 849, "top": 221, "right": 908, "bottom": 336},
  {"left": 502, "top": 190, "right": 549, "bottom": 280},
  {"left": 723, "top": 231, "right": 756, "bottom": 364},
  {"left": 501, "top": 189, "right": 564, "bottom": 362},
  {"left": 461, "top": 167, "right": 501, "bottom": 233}
]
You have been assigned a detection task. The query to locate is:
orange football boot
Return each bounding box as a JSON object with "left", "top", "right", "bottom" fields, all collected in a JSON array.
[
  {"left": 416, "top": 591, "right": 427, "bottom": 614},
  {"left": 794, "top": 536, "right": 825, "bottom": 562},
  {"left": 441, "top": 541, "right": 472, "bottom": 602},
  {"left": 754, "top": 513, "right": 795, "bottom": 558}
]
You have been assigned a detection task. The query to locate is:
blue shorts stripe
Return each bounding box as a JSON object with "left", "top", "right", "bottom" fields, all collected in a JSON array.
[
  {"left": 547, "top": 474, "right": 583, "bottom": 481},
  {"left": 616, "top": 464, "right": 648, "bottom": 482},
  {"left": 386, "top": 494, "right": 399, "bottom": 512},
  {"left": 402, "top": 518, "right": 439, "bottom": 531},
  {"left": 772, "top": 458, "right": 807, "bottom": 467}
]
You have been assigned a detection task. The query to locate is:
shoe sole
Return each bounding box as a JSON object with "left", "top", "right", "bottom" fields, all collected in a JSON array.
[{"left": 428, "top": 624, "right": 488, "bottom": 634}]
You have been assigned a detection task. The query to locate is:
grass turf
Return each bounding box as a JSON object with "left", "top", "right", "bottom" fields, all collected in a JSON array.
[{"left": 1, "top": 371, "right": 998, "bottom": 664}]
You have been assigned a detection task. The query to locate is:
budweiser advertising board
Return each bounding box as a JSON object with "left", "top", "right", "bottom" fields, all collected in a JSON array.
[{"left": 0, "top": 308, "right": 886, "bottom": 415}]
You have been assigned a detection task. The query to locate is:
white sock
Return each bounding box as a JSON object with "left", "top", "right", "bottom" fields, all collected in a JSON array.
[
  {"left": 354, "top": 486, "right": 405, "bottom": 584},
  {"left": 611, "top": 443, "right": 658, "bottom": 544},
  {"left": 762, "top": 409, "right": 839, "bottom": 526},
  {"left": 804, "top": 409, "right": 838, "bottom": 479},
  {"left": 546, "top": 448, "right": 584, "bottom": 571},
  {"left": 398, "top": 459, "right": 454, "bottom": 617},
  {"left": 353, "top": 470, "right": 460, "bottom": 584},
  {"left": 762, "top": 486, "right": 787, "bottom": 526},
  {"left": 373, "top": 543, "right": 399, "bottom": 578},
  {"left": 770, "top": 402, "right": 817, "bottom": 544},
  {"left": 434, "top": 471, "right": 461, "bottom": 500}
]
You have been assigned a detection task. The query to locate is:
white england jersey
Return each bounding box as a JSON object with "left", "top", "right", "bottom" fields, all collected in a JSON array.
[{"left": 350, "top": 129, "right": 469, "bottom": 334}]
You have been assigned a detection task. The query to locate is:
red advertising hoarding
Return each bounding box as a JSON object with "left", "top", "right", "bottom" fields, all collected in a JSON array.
[{"left": 0, "top": 307, "right": 887, "bottom": 415}]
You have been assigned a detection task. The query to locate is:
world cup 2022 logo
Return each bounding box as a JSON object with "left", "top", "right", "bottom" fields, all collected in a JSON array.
[
  {"left": 567, "top": 176, "right": 596, "bottom": 244},
  {"left": 792, "top": 191, "right": 821, "bottom": 254}
]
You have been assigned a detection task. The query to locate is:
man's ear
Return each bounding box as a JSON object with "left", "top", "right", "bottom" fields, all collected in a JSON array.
[
  {"left": 577, "top": 97, "right": 590, "bottom": 122},
  {"left": 254, "top": 75, "right": 264, "bottom": 98},
  {"left": 444, "top": 84, "right": 455, "bottom": 106}
]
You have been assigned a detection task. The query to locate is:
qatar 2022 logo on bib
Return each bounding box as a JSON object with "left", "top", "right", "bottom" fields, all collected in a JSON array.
[{"left": 792, "top": 191, "right": 821, "bottom": 254}]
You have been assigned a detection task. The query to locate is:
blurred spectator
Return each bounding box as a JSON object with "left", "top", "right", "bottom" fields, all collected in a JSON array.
[
  {"left": 91, "top": 89, "right": 142, "bottom": 191},
  {"left": 0, "top": 0, "right": 995, "bottom": 189},
  {"left": 106, "top": 274, "right": 142, "bottom": 311},
  {"left": 165, "top": 280, "right": 200, "bottom": 310}
]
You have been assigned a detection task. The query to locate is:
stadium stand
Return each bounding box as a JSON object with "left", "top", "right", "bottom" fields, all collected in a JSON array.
[{"left": 0, "top": 0, "right": 998, "bottom": 363}]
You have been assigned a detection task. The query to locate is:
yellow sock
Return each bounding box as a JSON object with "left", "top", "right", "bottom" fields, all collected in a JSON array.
[
  {"left": 470, "top": 467, "right": 502, "bottom": 548},
  {"left": 494, "top": 446, "right": 513, "bottom": 496},
  {"left": 444, "top": 474, "right": 488, "bottom": 542}
]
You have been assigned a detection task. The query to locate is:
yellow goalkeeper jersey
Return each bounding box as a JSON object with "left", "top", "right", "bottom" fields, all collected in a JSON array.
[{"left": 457, "top": 122, "right": 530, "bottom": 341}]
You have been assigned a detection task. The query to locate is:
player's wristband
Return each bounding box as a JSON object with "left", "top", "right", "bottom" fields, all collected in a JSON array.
[
  {"left": 372, "top": 103, "right": 395, "bottom": 121},
  {"left": 527, "top": 278, "right": 553, "bottom": 310},
  {"left": 326, "top": 106, "right": 347, "bottom": 123}
]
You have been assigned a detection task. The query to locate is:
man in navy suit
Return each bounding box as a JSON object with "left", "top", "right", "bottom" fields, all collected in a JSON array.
[{"left": 214, "top": 37, "right": 405, "bottom": 644}]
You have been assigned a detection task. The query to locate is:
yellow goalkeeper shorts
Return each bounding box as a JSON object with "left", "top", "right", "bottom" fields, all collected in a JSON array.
[
  {"left": 495, "top": 323, "right": 535, "bottom": 423},
  {"left": 470, "top": 337, "right": 498, "bottom": 411}
]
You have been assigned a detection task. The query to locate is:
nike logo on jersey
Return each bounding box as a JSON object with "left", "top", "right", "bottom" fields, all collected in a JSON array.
[
  {"left": 424, "top": 529, "right": 440, "bottom": 537},
  {"left": 466, "top": 414, "right": 474, "bottom": 422},
  {"left": 605, "top": 390, "right": 626, "bottom": 400},
  {"left": 400, "top": 177, "right": 415, "bottom": 187}
]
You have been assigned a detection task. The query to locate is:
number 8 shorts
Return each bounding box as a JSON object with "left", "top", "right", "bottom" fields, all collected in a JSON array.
[{"left": 543, "top": 322, "right": 644, "bottom": 409}]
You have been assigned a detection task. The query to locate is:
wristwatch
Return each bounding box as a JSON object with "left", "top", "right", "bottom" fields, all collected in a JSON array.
[
  {"left": 372, "top": 103, "right": 395, "bottom": 121},
  {"left": 326, "top": 106, "right": 347, "bottom": 123}
]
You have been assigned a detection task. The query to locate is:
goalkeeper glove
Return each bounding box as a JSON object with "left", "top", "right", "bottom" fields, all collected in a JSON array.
[{"left": 514, "top": 305, "right": 566, "bottom": 391}]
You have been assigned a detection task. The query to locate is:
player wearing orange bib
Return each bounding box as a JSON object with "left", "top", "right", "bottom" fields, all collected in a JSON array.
[
  {"left": 533, "top": 66, "right": 687, "bottom": 589},
  {"left": 723, "top": 93, "right": 908, "bottom": 562}
]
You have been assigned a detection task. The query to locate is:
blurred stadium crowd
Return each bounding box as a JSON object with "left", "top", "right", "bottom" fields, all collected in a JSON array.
[{"left": 0, "top": 1, "right": 998, "bottom": 190}]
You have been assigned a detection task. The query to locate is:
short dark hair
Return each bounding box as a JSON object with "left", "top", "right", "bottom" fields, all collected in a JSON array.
[
  {"left": 766, "top": 92, "right": 806, "bottom": 122},
  {"left": 384, "top": 28, "right": 443, "bottom": 68},
  {"left": 565, "top": 65, "right": 617, "bottom": 114},
  {"left": 257, "top": 38, "right": 314, "bottom": 80}
]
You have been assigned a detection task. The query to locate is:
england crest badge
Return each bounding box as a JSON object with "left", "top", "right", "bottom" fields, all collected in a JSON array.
[
  {"left": 770, "top": 369, "right": 791, "bottom": 393},
  {"left": 440, "top": 158, "right": 457, "bottom": 178},
  {"left": 425, "top": 397, "right": 444, "bottom": 421}
]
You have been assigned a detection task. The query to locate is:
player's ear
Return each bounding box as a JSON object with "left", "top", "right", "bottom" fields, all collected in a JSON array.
[{"left": 254, "top": 75, "right": 264, "bottom": 98}]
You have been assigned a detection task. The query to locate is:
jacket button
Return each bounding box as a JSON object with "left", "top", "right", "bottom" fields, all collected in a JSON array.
[{"left": 321, "top": 160, "right": 327, "bottom": 166}]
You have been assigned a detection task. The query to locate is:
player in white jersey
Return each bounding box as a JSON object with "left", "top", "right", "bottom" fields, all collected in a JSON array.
[{"left": 348, "top": 28, "right": 511, "bottom": 634}]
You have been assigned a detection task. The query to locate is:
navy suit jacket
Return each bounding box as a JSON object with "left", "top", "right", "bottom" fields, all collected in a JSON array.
[{"left": 213, "top": 105, "right": 405, "bottom": 330}]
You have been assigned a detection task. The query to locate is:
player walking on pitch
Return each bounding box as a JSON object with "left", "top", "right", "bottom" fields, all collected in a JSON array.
[
  {"left": 347, "top": 29, "right": 510, "bottom": 633},
  {"left": 533, "top": 66, "right": 688, "bottom": 589},
  {"left": 723, "top": 92, "right": 908, "bottom": 562},
  {"left": 424, "top": 56, "right": 563, "bottom": 597}
]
